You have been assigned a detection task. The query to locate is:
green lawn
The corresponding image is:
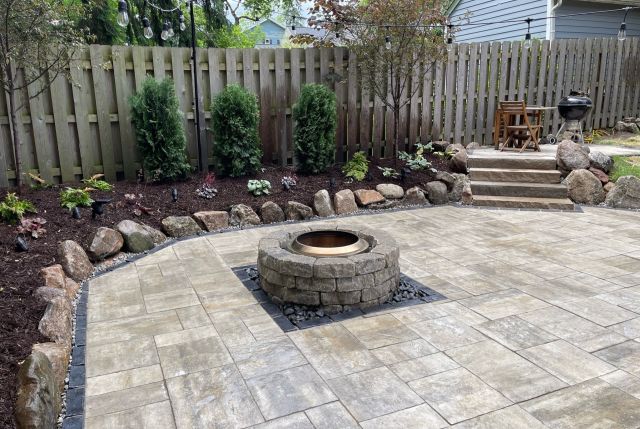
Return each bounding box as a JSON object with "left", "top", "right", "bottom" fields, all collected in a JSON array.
[
  {"left": 610, "top": 156, "right": 640, "bottom": 182},
  {"left": 591, "top": 134, "right": 640, "bottom": 148}
]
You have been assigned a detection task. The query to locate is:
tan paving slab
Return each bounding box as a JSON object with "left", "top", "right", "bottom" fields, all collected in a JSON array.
[
  {"left": 408, "top": 316, "right": 485, "bottom": 351},
  {"left": 342, "top": 314, "right": 420, "bottom": 349},
  {"left": 390, "top": 352, "right": 459, "bottom": 382},
  {"left": 289, "top": 324, "right": 383, "bottom": 379},
  {"left": 459, "top": 289, "right": 549, "bottom": 320},
  {"left": 597, "top": 287, "right": 640, "bottom": 313},
  {"left": 519, "top": 340, "right": 616, "bottom": 384},
  {"left": 143, "top": 288, "right": 201, "bottom": 313},
  {"left": 327, "top": 366, "right": 423, "bottom": 422},
  {"left": 86, "top": 310, "right": 183, "bottom": 346},
  {"left": 447, "top": 341, "right": 567, "bottom": 402},
  {"left": 391, "top": 305, "right": 449, "bottom": 325},
  {"left": 85, "top": 401, "right": 176, "bottom": 429},
  {"left": 600, "top": 370, "right": 640, "bottom": 399},
  {"left": 246, "top": 364, "right": 337, "bottom": 420},
  {"left": 228, "top": 336, "right": 307, "bottom": 379},
  {"left": 139, "top": 273, "right": 193, "bottom": 295},
  {"left": 88, "top": 288, "right": 146, "bottom": 323},
  {"left": 166, "top": 365, "right": 264, "bottom": 428},
  {"left": 155, "top": 326, "right": 233, "bottom": 378},
  {"left": 85, "top": 381, "right": 168, "bottom": 418},
  {"left": 557, "top": 297, "right": 637, "bottom": 327},
  {"left": 86, "top": 365, "right": 164, "bottom": 397},
  {"left": 452, "top": 405, "right": 547, "bottom": 428},
  {"left": 360, "top": 403, "right": 448, "bottom": 429},
  {"left": 433, "top": 301, "right": 489, "bottom": 325},
  {"left": 304, "top": 402, "right": 360, "bottom": 429},
  {"left": 408, "top": 367, "right": 512, "bottom": 425},
  {"left": 370, "top": 339, "right": 439, "bottom": 365},
  {"left": 249, "top": 413, "right": 314, "bottom": 429},
  {"left": 594, "top": 340, "right": 640, "bottom": 377},
  {"left": 86, "top": 337, "right": 159, "bottom": 378},
  {"left": 610, "top": 317, "right": 640, "bottom": 339},
  {"left": 175, "top": 305, "right": 211, "bottom": 329},
  {"left": 521, "top": 378, "right": 640, "bottom": 429},
  {"left": 446, "top": 273, "right": 510, "bottom": 296},
  {"left": 475, "top": 316, "right": 557, "bottom": 350}
]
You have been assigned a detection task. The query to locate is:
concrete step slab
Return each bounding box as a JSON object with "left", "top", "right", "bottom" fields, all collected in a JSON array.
[
  {"left": 471, "top": 181, "right": 568, "bottom": 199},
  {"left": 472, "top": 195, "right": 575, "bottom": 210},
  {"left": 469, "top": 168, "right": 562, "bottom": 184},
  {"left": 468, "top": 156, "right": 557, "bottom": 170}
]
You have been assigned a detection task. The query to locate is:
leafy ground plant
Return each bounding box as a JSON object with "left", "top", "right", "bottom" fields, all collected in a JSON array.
[
  {"left": 281, "top": 175, "right": 298, "bottom": 190},
  {"left": 82, "top": 174, "right": 113, "bottom": 191},
  {"left": 247, "top": 179, "right": 271, "bottom": 196},
  {"left": 60, "top": 187, "right": 94, "bottom": 210},
  {"left": 399, "top": 143, "right": 436, "bottom": 171},
  {"left": 196, "top": 173, "right": 218, "bottom": 199},
  {"left": 378, "top": 167, "right": 400, "bottom": 179},
  {"left": 0, "top": 193, "right": 36, "bottom": 224},
  {"left": 610, "top": 156, "right": 640, "bottom": 182},
  {"left": 17, "top": 217, "right": 47, "bottom": 238},
  {"left": 342, "top": 152, "right": 370, "bottom": 182}
]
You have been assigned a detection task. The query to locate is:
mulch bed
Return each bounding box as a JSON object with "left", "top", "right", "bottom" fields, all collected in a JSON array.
[{"left": 0, "top": 155, "right": 450, "bottom": 427}]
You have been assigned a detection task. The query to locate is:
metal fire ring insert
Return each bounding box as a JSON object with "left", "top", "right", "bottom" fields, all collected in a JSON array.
[{"left": 290, "top": 230, "right": 369, "bottom": 257}]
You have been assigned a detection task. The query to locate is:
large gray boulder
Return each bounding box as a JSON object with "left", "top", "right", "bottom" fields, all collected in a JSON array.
[
  {"left": 32, "top": 343, "right": 69, "bottom": 394},
  {"left": 38, "top": 296, "right": 73, "bottom": 348},
  {"left": 58, "top": 240, "right": 93, "bottom": 281},
  {"left": 605, "top": 176, "right": 640, "bottom": 209},
  {"left": 260, "top": 202, "right": 285, "bottom": 224},
  {"left": 313, "top": 190, "right": 335, "bottom": 217},
  {"left": 565, "top": 169, "right": 605, "bottom": 205},
  {"left": 589, "top": 151, "right": 613, "bottom": 173},
  {"left": 285, "top": 201, "right": 313, "bottom": 221},
  {"left": 230, "top": 204, "right": 261, "bottom": 227},
  {"left": 334, "top": 189, "right": 358, "bottom": 215},
  {"left": 448, "top": 173, "right": 470, "bottom": 202},
  {"left": 354, "top": 189, "right": 385, "bottom": 206},
  {"left": 192, "top": 211, "right": 229, "bottom": 231},
  {"left": 557, "top": 140, "right": 590, "bottom": 173},
  {"left": 15, "top": 351, "right": 60, "bottom": 429},
  {"left": 403, "top": 187, "right": 429, "bottom": 205},
  {"left": 448, "top": 145, "right": 468, "bottom": 173},
  {"left": 116, "top": 220, "right": 161, "bottom": 253},
  {"left": 435, "top": 171, "right": 455, "bottom": 191},
  {"left": 425, "top": 181, "right": 449, "bottom": 205},
  {"left": 86, "top": 227, "right": 124, "bottom": 261},
  {"left": 376, "top": 183, "right": 404, "bottom": 199},
  {"left": 161, "top": 216, "right": 202, "bottom": 237}
]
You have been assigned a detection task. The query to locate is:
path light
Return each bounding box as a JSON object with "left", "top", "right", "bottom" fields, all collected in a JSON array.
[
  {"left": 117, "top": 0, "right": 129, "bottom": 27},
  {"left": 329, "top": 177, "right": 337, "bottom": 191},
  {"left": 72, "top": 207, "right": 81, "bottom": 219},
  {"left": 171, "top": 188, "right": 178, "bottom": 202},
  {"left": 15, "top": 235, "right": 28, "bottom": 252},
  {"left": 143, "top": 17, "right": 153, "bottom": 39},
  {"left": 91, "top": 199, "right": 111, "bottom": 219}
]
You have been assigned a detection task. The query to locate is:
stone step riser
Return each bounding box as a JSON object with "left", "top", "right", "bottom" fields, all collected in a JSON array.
[
  {"left": 472, "top": 196, "right": 575, "bottom": 210},
  {"left": 471, "top": 182, "right": 568, "bottom": 199},
  {"left": 469, "top": 169, "right": 562, "bottom": 184},
  {"left": 468, "top": 157, "right": 557, "bottom": 170}
]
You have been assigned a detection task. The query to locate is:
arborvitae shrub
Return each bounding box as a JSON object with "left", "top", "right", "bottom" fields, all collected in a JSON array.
[
  {"left": 293, "top": 84, "right": 337, "bottom": 174},
  {"left": 211, "top": 84, "right": 262, "bottom": 177},
  {"left": 129, "top": 78, "right": 191, "bottom": 182}
]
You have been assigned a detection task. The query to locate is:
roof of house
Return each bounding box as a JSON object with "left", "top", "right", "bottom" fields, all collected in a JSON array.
[{"left": 247, "top": 18, "right": 287, "bottom": 32}]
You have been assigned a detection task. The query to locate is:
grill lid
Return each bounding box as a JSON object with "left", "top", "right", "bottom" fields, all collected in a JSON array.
[{"left": 558, "top": 90, "right": 593, "bottom": 108}]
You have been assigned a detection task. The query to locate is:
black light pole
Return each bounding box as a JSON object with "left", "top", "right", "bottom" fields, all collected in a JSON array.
[{"left": 188, "top": 0, "right": 204, "bottom": 172}]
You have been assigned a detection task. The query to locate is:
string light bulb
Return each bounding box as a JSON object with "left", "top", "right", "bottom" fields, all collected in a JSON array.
[
  {"left": 117, "top": 0, "right": 129, "bottom": 27},
  {"left": 446, "top": 24, "right": 454, "bottom": 52},
  {"left": 179, "top": 12, "right": 186, "bottom": 31},
  {"left": 142, "top": 17, "right": 153, "bottom": 38},
  {"left": 167, "top": 21, "right": 175, "bottom": 38},
  {"left": 524, "top": 18, "right": 532, "bottom": 49},
  {"left": 161, "top": 21, "right": 169, "bottom": 40},
  {"left": 618, "top": 7, "right": 631, "bottom": 41},
  {"left": 291, "top": 16, "right": 296, "bottom": 31},
  {"left": 385, "top": 35, "right": 391, "bottom": 50}
]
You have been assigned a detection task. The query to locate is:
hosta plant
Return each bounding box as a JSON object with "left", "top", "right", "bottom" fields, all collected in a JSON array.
[
  {"left": 247, "top": 179, "right": 271, "bottom": 196},
  {"left": 399, "top": 143, "right": 436, "bottom": 172},
  {"left": 378, "top": 167, "right": 400, "bottom": 179}
]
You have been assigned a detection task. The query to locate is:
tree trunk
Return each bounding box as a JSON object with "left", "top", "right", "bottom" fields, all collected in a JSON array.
[
  {"left": 393, "top": 106, "right": 400, "bottom": 162},
  {"left": 5, "top": 64, "right": 23, "bottom": 191}
]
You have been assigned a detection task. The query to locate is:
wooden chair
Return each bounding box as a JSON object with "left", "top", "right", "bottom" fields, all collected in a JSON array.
[{"left": 497, "top": 101, "right": 541, "bottom": 152}]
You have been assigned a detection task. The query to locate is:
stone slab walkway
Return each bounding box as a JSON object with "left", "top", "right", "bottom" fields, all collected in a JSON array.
[
  {"left": 83, "top": 206, "right": 640, "bottom": 428},
  {"left": 473, "top": 144, "right": 640, "bottom": 157}
]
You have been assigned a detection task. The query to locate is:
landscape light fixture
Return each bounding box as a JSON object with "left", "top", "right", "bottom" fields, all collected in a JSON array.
[
  {"left": 117, "top": 0, "right": 129, "bottom": 27},
  {"left": 15, "top": 235, "right": 28, "bottom": 252},
  {"left": 91, "top": 199, "right": 111, "bottom": 219},
  {"left": 72, "top": 207, "right": 81, "bottom": 219},
  {"left": 524, "top": 18, "right": 532, "bottom": 49},
  {"left": 618, "top": 7, "right": 631, "bottom": 41},
  {"left": 171, "top": 188, "right": 178, "bottom": 202},
  {"left": 142, "top": 17, "right": 153, "bottom": 39}
]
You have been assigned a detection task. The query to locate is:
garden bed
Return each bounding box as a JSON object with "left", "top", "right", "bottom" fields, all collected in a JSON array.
[{"left": 0, "top": 155, "right": 450, "bottom": 428}]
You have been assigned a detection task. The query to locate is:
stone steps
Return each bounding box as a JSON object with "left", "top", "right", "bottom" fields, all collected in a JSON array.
[
  {"left": 469, "top": 168, "right": 562, "bottom": 184},
  {"left": 473, "top": 195, "right": 576, "bottom": 210},
  {"left": 468, "top": 156, "right": 557, "bottom": 170},
  {"left": 471, "top": 181, "right": 568, "bottom": 199}
]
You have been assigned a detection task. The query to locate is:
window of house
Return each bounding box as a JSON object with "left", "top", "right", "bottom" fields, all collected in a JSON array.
[{"left": 264, "top": 39, "right": 271, "bottom": 44}]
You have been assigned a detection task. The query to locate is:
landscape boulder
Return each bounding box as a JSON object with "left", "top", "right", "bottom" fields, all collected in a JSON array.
[
  {"left": 58, "top": 240, "right": 93, "bottom": 281},
  {"left": 404, "top": 186, "right": 429, "bottom": 205},
  {"left": 161, "top": 216, "right": 202, "bottom": 238},
  {"left": 285, "top": 201, "right": 314, "bottom": 221},
  {"left": 449, "top": 173, "right": 470, "bottom": 202},
  {"left": 334, "top": 189, "right": 358, "bottom": 214},
  {"left": 38, "top": 296, "right": 73, "bottom": 348},
  {"left": 32, "top": 343, "right": 69, "bottom": 394},
  {"left": 15, "top": 351, "right": 59, "bottom": 429},
  {"left": 86, "top": 227, "right": 124, "bottom": 261},
  {"left": 431, "top": 141, "right": 449, "bottom": 152},
  {"left": 614, "top": 120, "right": 640, "bottom": 134},
  {"left": 425, "top": 181, "right": 449, "bottom": 205},
  {"left": 354, "top": 189, "right": 385, "bottom": 206},
  {"left": 313, "top": 190, "right": 335, "bottom": 217},
  {"left": 39, "top": 265, "right": 66, "bottom": 290},
  {"left": 589, "top": 151, "right": 614, "bottom": 173},
  {"left": 116, "top": 220, "right": 159, "bottom": 253},
  {"left": 375, "top": 184, "right": 404, "bottom": 199},
  {"left": 465, "top": 142, "right": 481, "bottom": 152},
  {"left": 449, "top": 147, "right": 468, "bottom": 173},
  {"left": 230, "top": 204, "right": 261, "bottom": 227},
  {"left": 564, "top": 169, "right": 605, "bottom": 205},
  {"left": 435, "top": 171, "right": 455, "bottom": 191},
  {"left": 588, "top": 167, "right": 609, "bottom": 184},
  {"left": 192, "top": 211, "right": 229, "bottom": 231},
  {"left": 556, "top": 140, "right": 590, "bottom": 174},
  {"left": 33, "top": 287, "right": 66, "bottom": 304},
  {"left": 462, "top": 181, "right": 473, "bottom": 205},
  {"left": 64, "top": 278, "right": 81, "bottom": 298},
  {"left": 260, "top": 202, "right": 285, "bottom": 224},
  {"left": 604, "top": 182, "right": 616, "bottom": 193},
  {"left": 605, "top": 176, "right": 640, "bottom": 209}
]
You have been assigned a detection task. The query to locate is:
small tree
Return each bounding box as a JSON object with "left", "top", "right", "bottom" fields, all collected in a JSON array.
[
  {"left": 0, "top": 0, "right": 86, "bottom": 188},
  {"left": 293, "top": 84, "right": 337, "bottom": 174},
  {"left": 129, "top": 78, "right": 192, "bottom": 181}
]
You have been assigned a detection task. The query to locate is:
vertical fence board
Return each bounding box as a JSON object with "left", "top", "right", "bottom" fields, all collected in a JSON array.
[
  {"left": 49, "top": 74, "right": 75, "bottom": 183},
  {"left": 152, "top": 47, "right": 165, "bottom": 79},
  {"left": 631, "top": 38, "right": 640, "bottom": 115},
  {"left": 290, "top": 48, "right": 302, "bottom": 164},
  {"left": 526, "top": 39, "right": 539, "bottom": 105},
  {"left": 305, "top": 48, "right": 315, "bottom": 84},
  {"left": 465, "top": 43, "right": 478, "bottom": 144},
  {"left": 475, "top": 42, "right": 489, "bottom": 143},
  {"left": 552, "top": 40, "right": 568, "bottom": 132},
  {"left": 485, "top": 42, "right": 501, "bottom": 145},
  {"left": 508, "top": 42, "right": 519, "bottom": 100},
  {"left": 275, "top": 49, "right": 287, "bottom": 166},
  {"left": 372, "top": 81, "right": 384, "bottom": 160},
  {"left": 90, "top": 46, "right": 116, "bottom": 180},
  {"left": 27, "top": 79, "right": 54, "bottom": 182},
  {"left": 226, "top": 49, "right": 238, "bottom": 85},
  {"left": 171, "top": 48, "right": 193, "bottom": 162},
  {"left": 347, "top": 52, "right": 359, "bottom": 157},
  {"left": 408, "top": 60, "right": 420, "bottom": 148},
  {"left": 242, "top": 49, "right": 256, "bottom": 93},
  {"left": 334, "top": 47, "right": 346, "bottom": 162},
  {"left": 602, "top": 38, "right": 617, "bottom": 128},
  {"left": 113, "top": 46, "right": 137, "bottom": 180},
  {"left": 132, "top": 46, "right": 147, "bottom": 90},
  {"left": 443, "top": 46, "right": 456, "bottom": 141},
  {"left": 454, "top": 43, "right": 467, "bottom": 144},
  {"left": 69, "top": 55, "right": 93, "bottom": 178},
  {"left": 359, "top": 73, "right": 371, "bottom": 155},
  {"left": 432, "top": 62, "right": 444, "bottom": 140},
  {"left": 259, "top": 49, "right": 274, "bottom": 164}
]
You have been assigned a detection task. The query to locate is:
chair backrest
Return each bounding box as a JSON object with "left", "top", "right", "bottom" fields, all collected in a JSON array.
[{"left": 499, "top": 100, "right": 526, "bottom": 113}]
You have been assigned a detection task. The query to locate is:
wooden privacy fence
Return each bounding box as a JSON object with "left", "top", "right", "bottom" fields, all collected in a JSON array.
[{"left": 0, "top": 37, "right": 639, "bottom": 186}]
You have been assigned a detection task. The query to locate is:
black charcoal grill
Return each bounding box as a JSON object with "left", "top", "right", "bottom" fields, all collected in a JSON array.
[{"left": 549, "top": 90, "right": 593, "bottom": 144}]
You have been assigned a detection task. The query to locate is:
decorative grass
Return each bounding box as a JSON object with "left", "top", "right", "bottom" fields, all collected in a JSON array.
[{"left": 610, "top": 156, "right": 640, "bottom": 182}]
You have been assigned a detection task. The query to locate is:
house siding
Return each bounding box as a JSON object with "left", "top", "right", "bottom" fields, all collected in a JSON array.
[
  {"left": 449, "top": 0, "right": 548, "bottom": 42},
  {"left": 554, "top": 0, "right": 640, "bottom": 39},
  {"left": 254, "top": 20, "right": 286, "bottom": 47}
]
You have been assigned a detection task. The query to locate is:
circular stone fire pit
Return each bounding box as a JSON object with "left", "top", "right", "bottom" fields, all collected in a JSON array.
[{"left": 257, "top": 226, "right": 400, "bottom": 313}]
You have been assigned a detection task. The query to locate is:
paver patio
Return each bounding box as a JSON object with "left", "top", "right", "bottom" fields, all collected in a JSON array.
[{"left": 83, "top": 206, "right": 640, "bottom": 428}]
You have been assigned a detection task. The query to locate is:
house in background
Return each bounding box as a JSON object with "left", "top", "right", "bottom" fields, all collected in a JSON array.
[
  {"left": 249, "top": 18, "right": 287, "bottom": 48},
  {"left": 447, "top": 0, "right": 639, "bottom": 42}
]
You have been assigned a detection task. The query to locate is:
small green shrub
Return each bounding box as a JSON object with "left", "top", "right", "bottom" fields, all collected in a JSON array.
[
  {"left": 60, "top": 187, "right": 94, "bottom": 210},
  {"left": 129, "top": 78, "right": 192, "bottom": 182},
  {"left": 293, "top": 84, "right": 337, "bottom": 174},
  {"left": 399, "top": 143, "right": 435, "bottom": 171},
  {"left": 82, "top": 174, "right": 113, "bottom": 191},
  {"left": 343, "top": 151, "right": 369, "bottom": 181},
  {"left": 0, "top": 193, "right": 36, "bottom": 224},
  {"left": 247, "top": 179, "right": 271, "bottom": 196},
  {"left": 378, "top": 166, "right": 400, "bottom": 179},
  {"left": 211, "top": 85, "right": 262, "bottom": 177}
]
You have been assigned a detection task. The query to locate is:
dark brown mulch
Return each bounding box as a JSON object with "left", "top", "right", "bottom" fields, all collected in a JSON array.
[{"left": 0, "top": 155, "right": 450, "bottom": 428}]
